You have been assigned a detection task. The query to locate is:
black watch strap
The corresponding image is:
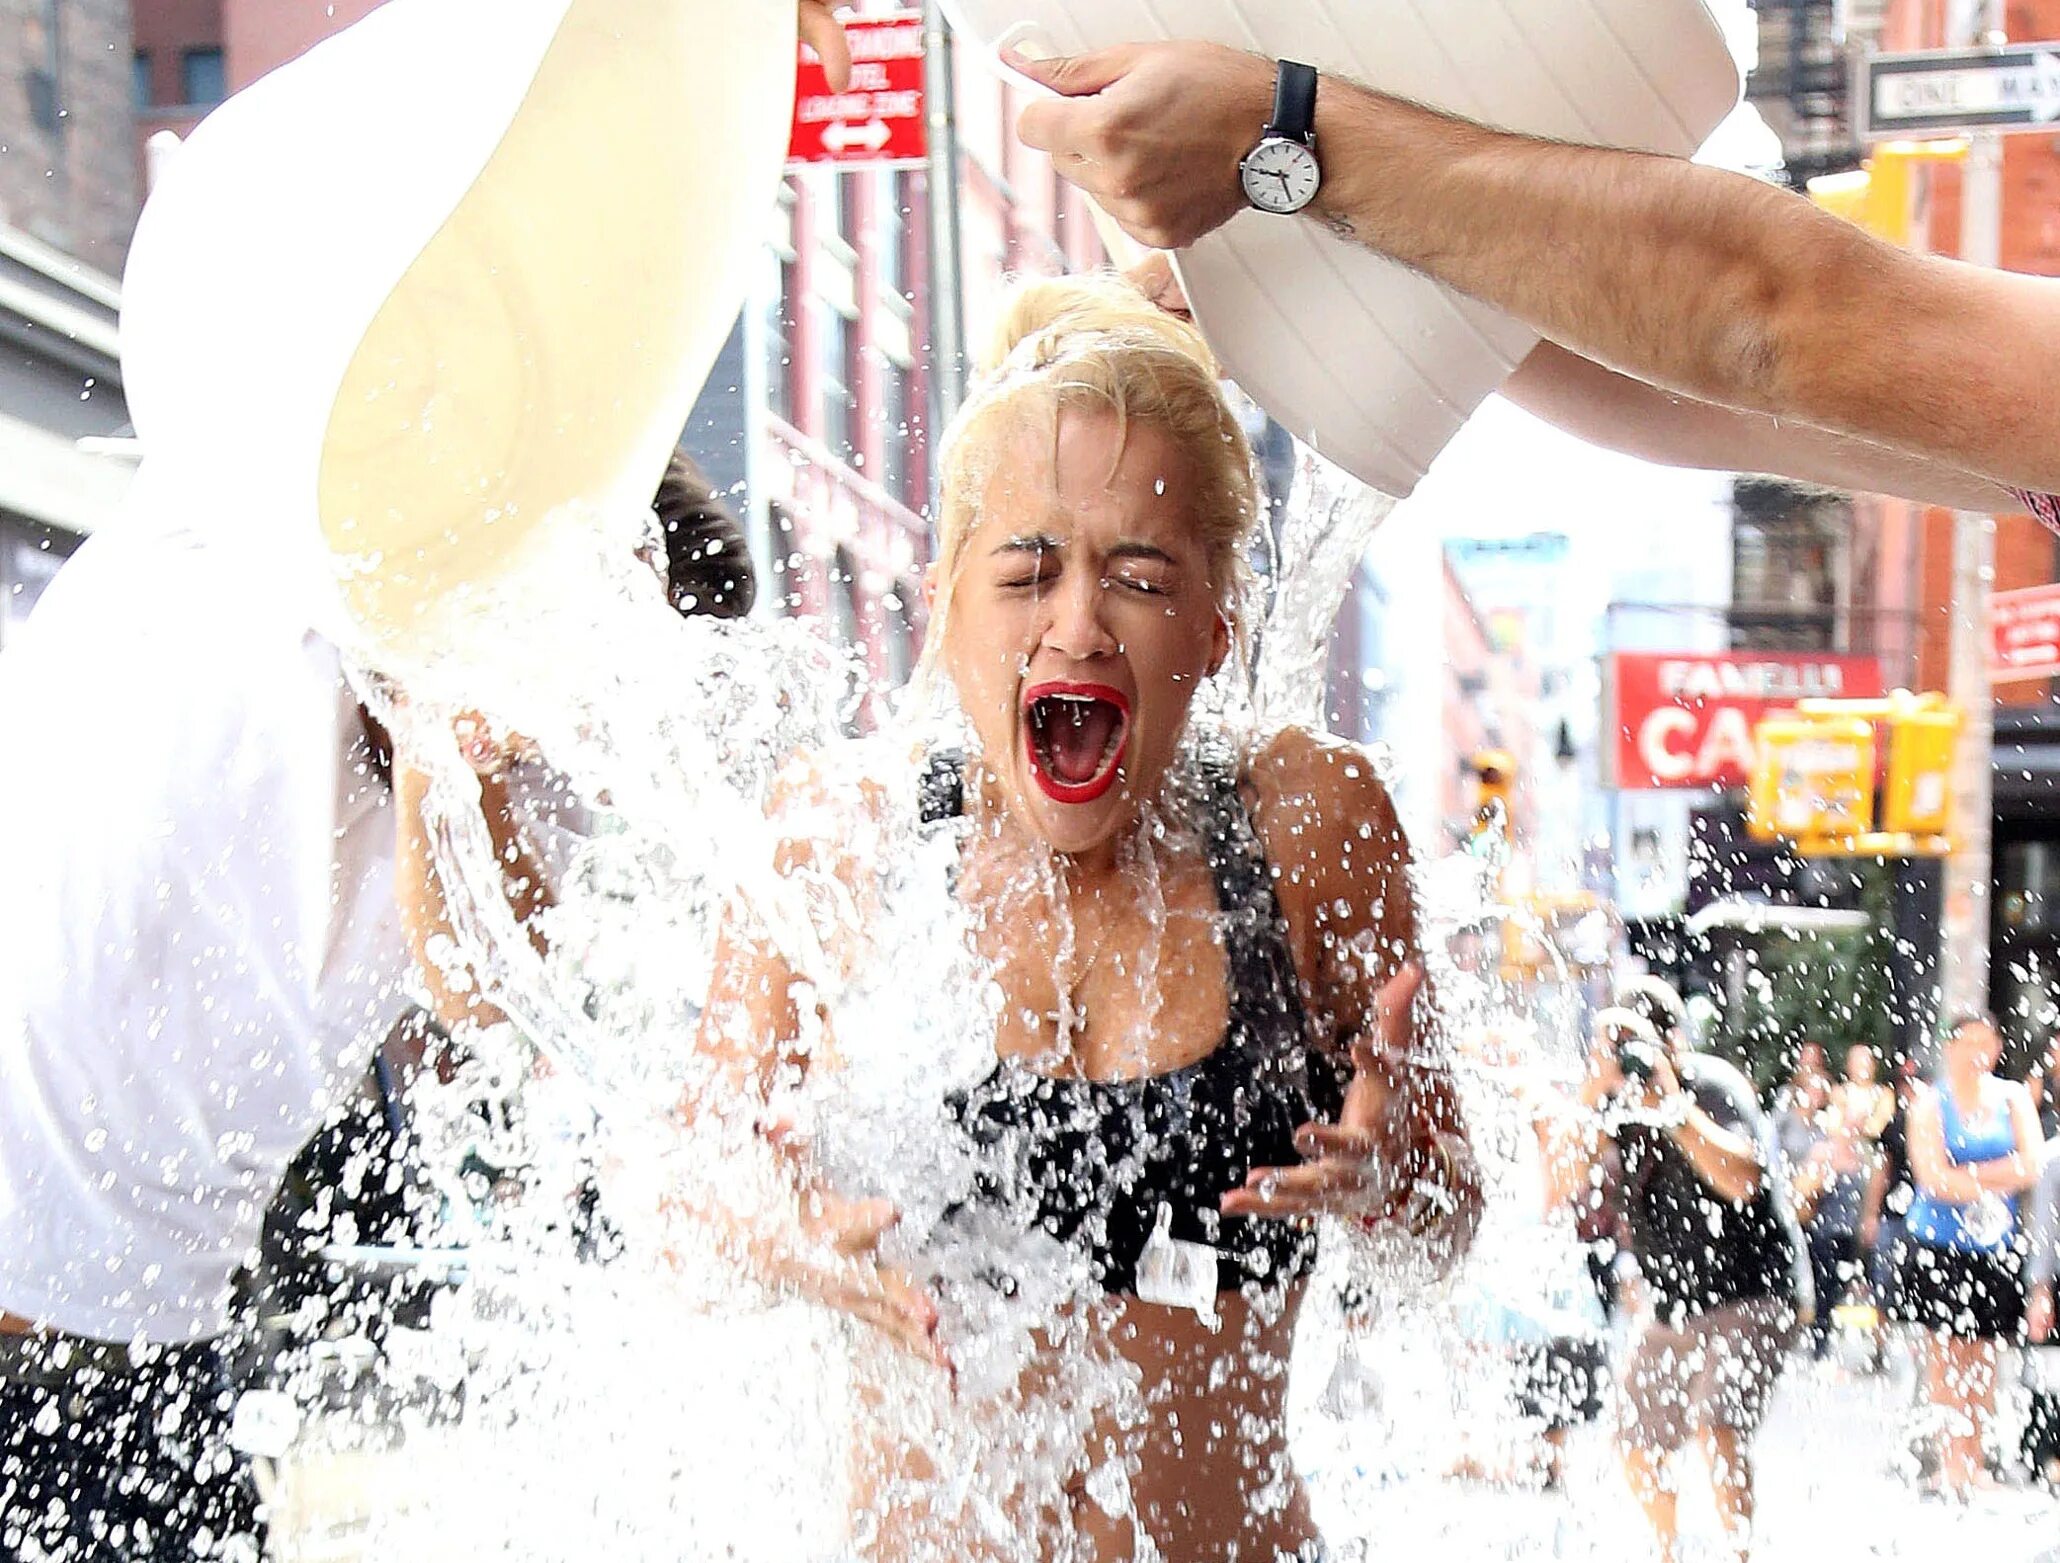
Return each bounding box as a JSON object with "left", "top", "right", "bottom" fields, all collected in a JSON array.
[{"left": 1269, "top": 59, "right": 1318, "bottom": 142}]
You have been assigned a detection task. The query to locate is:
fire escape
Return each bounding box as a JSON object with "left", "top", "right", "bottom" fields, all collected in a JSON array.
[{"left": 1746, "top": 0, "right": 1881, "bottom": 184}]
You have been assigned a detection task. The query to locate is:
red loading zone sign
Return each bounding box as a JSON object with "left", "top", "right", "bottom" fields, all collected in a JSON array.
[
  {"left": 1608, "top": 651, "right": 1886, "bottom": 790},
  {"left": 790, "top": 11, "right": 928, "bottom": 167}
]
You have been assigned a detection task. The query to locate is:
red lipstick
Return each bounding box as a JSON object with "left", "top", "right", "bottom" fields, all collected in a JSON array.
[{"left": 1022, "top": 681, "right": 1131, "bottom": 805}]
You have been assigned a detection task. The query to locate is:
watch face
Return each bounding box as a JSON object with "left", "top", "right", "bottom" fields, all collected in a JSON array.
[{"left": 1241, "top": 137, "right": 1320, "bottom": 215}]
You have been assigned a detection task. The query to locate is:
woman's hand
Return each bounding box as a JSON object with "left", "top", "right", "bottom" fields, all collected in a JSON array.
[
  {"left": 452, "top": 710, "right": 512, "bottom": 779},
  {"left": 1220, "top": 964, "right": 1470, "bottom": 1236},
  {"left": 761, "top": 1122, "right": 951, "bottom": 1373},
  {"left": 799, "top": 1, "right": 852, "bottom": 91}
]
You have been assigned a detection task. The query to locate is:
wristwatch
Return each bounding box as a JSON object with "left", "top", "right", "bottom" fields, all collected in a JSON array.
[{"left": 1239, "top": 59, "right": 1322, "bottom": 215}]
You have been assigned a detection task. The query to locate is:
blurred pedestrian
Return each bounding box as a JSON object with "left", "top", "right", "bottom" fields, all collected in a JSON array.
[
  {"left": 2028, "top": 1032, "right": 2060, "bottom": 1142},
  {"left": 1898, "top": 1013, "right": 2044, "bottom": 1498},
  {"left": 1794, "top": 1102, "right": 1874, "bottom": 1360},
  {"left": 1772, "top": 1058, "right": 1831, "bottom": 1183},
  {"left": 1015, "top": 45, "right": 2060, "bottom": 520},
  {"left": 1549, "top": 981, "right": 1806, "bottom": 1562},
  {"left": 1837, "top": 1043, "right": 1896, "bottom": 1144},
  {"left": 1859, "top": 1062, "right": 1925, "bottom": 1363}
]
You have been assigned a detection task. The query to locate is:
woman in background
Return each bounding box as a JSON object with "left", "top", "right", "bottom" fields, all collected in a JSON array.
[{"left": 1900, "top": 1013, "right": 2043, "bottom": 1496}]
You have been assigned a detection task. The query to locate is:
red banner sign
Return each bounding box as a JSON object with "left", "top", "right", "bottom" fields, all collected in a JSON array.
[
  {"left": 1608, "top": 651, "right": 1885, "bottom": 790},
  {"left": 1990, "top": 582, "right": 2060, "bottom": 683},
  {"left": 789, "top": 12, "right": 928, "bottom": 167}
]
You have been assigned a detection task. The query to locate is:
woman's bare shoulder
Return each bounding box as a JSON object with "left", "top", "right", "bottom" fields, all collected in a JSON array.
[{"left": 1241, "top": 726, "right": 1409, "bottom": 878}]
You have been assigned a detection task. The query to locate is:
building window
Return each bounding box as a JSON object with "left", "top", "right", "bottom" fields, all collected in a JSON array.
[
  {"left": 132, "top": 51, "right": 154, "bottom": 110},
  {"left": 766, "top": 501, "right": 801, "bottom": 616},
  {"left": 818, "top": 299, "right": 856, "bottom": 462},
  {"left": 834, "top": 171, "right": 863, "bottom": 250},
  {"left": 878, "top": 355, "right": 915, "bottom": 506},
  {"left": 884, "top": 578, "right": 919, "bottom": 685},
  {"left": 875, "top": 169, "right": 919, "bottom": 298},
  {"left": 1, "top": 518, "right": 81, "bottom": 649},
  {"left": 828, "top": 545, "right": 863, "bottom": 648},
  {"left": 1730, "top": 478, "right": 1850, "bottom": 652},
  {"left": 25, "top": 0, "right": 62, "bottom": 133},
  {"left": 181, "top": 47, "right": 227, "bottom": 107},
  {"left": 766, "top": 254, "right": 796, "bottom": 423}
]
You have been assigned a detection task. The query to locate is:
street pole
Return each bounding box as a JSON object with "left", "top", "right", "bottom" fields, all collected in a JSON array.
[
  {"left": 1938, "top": 0, "right": 2006, "bottom": 1026},
  {"left": 922, "top": 0, "right": 967, "bottom": 439}
]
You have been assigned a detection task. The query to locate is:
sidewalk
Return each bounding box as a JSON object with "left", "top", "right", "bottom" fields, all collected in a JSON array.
[{"left": 1297, "top": 1340, "right": 2059, "bottom": 1561}]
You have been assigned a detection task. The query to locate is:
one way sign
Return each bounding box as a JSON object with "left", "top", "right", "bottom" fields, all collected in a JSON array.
[{"left": 1861, "top": 43, "right": 2060, "bottom": 140}]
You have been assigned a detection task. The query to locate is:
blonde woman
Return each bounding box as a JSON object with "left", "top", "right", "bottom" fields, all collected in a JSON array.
[{"left": 701, "top": 273, "right": 1480, "bottom": 1559}]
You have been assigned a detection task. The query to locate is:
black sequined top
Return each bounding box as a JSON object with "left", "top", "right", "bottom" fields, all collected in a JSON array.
[{"left": 923, "top": 750, "right": 1346, "bottom": 1296}]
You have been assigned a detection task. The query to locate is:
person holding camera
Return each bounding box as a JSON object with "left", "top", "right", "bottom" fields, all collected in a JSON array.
[{"left": 1547, "top": 980, "right": 1806, "bottom": 1563}]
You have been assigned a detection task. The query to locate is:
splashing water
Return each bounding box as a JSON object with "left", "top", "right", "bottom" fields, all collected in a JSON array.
[{"left": 256, "top": 430, "right": 1464, "bottom": 1562}]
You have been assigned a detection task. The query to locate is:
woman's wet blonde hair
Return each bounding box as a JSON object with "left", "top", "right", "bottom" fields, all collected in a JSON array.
[{"left": 920, "top": 271, "right": 1261, "bottom": 681}]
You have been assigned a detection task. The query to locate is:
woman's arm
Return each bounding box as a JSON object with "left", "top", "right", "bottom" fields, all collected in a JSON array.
[
  {"left": 1907, "top": 1089, "right": 1986, "bottom": 1204},
  {"left": 680, "top": 782, "right": 949, "bottom": 1368},
  {"left": 1967, "top": 1083, "right": 2046, "bottom": 1197},
  {"left": 1502, "top": 343, "right": 2015, "bottom": 514},
  {"left": 394, "top": 741, "right": 553, "bottom": 1034},
  {"left": 1232, "top": 729, "right": 1483, "bottom": 1257}
]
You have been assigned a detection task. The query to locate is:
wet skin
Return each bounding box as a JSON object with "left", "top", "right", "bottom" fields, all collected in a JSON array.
[{"left": 710, "top": 407, "right": 1471, "bottom": 1559}]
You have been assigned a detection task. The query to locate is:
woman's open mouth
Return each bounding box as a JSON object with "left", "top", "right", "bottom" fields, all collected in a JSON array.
[{"left": 1022, "top": 681, "right": 1130, "bottom": 805}]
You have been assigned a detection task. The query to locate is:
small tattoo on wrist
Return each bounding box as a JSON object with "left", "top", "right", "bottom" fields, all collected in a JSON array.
[{"left": 1321, "top": 209, "right": 1357, "bottom": 241}]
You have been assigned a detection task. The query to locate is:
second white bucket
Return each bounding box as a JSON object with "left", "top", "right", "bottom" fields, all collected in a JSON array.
[{"left": 941, "top": 0, "right": 1742, "bottom": 498}]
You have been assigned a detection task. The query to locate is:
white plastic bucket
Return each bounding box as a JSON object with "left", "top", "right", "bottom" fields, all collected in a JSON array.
[
  {"left": 940, "top": 0, "right": 1741, "bottom": 497},
  {"left": 119, "top": 0, "right": 797, "bottom": 657}
]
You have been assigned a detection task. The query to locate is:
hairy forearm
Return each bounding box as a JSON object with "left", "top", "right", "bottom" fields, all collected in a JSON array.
[
  {"left": 1308, "top": 80, "right": 2060, "bottom": 489},
  {"left": 1311, "top": 87, "right": 1826, "bottom": 403}
]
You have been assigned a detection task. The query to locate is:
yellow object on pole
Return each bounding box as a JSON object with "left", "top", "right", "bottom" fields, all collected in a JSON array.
[
  {"left": 1806, "top": 138, "right": 1967, "bottom": 248},
  {"left": 1748, "top": 692, "right": 1964, "bottom": 857},
  {"left": 1879, "top": 695, "right": 1963, "bottom": 838},
  {"left": 1471, "top": 748, "right": 1517, "bottom": 840},
  {"left": 1749, "top": 715, "right": 1877, "bottom": 843}
]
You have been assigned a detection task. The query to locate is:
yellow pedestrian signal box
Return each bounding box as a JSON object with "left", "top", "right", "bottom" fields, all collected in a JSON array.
[
  {"left": 1880, "top": 697, "right": 1961, "bottom": 837},
  {"left": 1471, "top": 748, "right": 1516, "bottom": 838},
  {"left": 1747, "top": 692, "right": 1961, "bottom": 857},
  {"left": 1749, "top": 716, "right": 1876, "bottom": 842}
]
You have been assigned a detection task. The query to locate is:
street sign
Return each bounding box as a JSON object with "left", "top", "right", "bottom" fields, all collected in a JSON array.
[
  {"left": 1606, "top": 652, "right": 1885, "bottom": 791},
  {"left": 1860, "top": 44, "right": 2060, "bottom": 140},
  {"left": 789, "top": 10, "right": 927, "bottom": 168},
  {"left": 1989, "top": 581, "right": 2060, "bottom": 681}
]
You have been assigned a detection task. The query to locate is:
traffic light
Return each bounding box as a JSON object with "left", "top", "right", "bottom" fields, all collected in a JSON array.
[{"left": 1471, "top": 748, "right": 1516, "bottom": 838}]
